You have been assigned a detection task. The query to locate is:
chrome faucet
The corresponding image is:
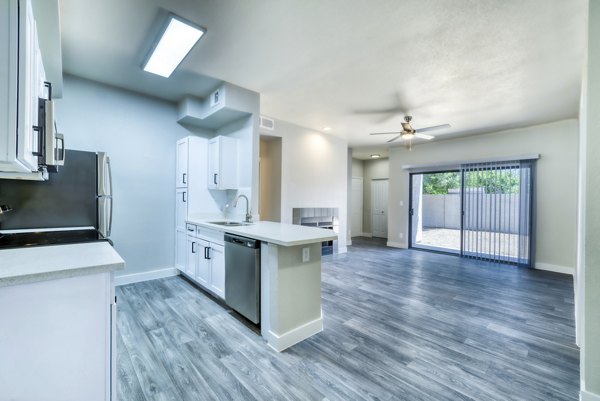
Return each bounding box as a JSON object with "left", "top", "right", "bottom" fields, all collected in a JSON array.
[{"left": 233, "top": 194, "right": 252, "bottom": 223}]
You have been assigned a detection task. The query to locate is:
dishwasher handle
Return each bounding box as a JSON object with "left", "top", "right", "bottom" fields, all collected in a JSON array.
[{"left": 224, "top": 234, "right": 260, "bottom": 249}]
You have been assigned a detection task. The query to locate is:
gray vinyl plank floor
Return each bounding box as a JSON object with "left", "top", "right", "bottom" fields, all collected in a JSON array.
[{"left": 116, "top": 237, "right": 579, "bottom": 401}]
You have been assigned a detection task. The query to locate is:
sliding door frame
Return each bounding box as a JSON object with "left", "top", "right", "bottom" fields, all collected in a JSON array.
[
  {"left": 408, "top": 169, "right": 462, "bottom": 256},
  {"left": 409, "top": 163, "right": 536, "bottom": 267}
]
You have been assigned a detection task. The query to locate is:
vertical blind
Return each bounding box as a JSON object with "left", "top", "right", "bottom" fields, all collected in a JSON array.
[{"left": 461, "top": 160, "right": 535, "bottom": 267}]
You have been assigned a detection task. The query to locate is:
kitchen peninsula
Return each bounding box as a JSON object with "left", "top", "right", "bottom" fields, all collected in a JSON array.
[{"left": 187, "top": 219, "right": 337, "bottom": 351}]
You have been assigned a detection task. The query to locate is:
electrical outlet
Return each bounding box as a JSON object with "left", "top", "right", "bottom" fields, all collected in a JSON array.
[
  {"left": 302, "top": 247, "right": 310, "bottom": 262},
  {"left": 399, "top": 233, "right": 404, "bottom": 239},
  {"left": 400, "top": 201, "right": 404, "bottom": 207}
]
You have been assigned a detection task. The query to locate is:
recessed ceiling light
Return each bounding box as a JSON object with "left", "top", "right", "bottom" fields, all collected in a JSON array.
[
  {"left": 370, "top": 154, "right": 381, "bottom": 159},
  {"left": 323, "top": 127, "right": 332, "bottom": 132},
  {"left": 143, "top": 15, "right": 206, "bottom": 78}
]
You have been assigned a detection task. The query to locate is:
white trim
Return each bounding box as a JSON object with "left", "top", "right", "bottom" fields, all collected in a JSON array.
[
  {"left": 266, "top": 316, "right": 323, "bottom": 352},
  {"left": 581, "top": 389, "right": 600, "bottom": 401},
  {"left": 535, "top": 262, "right": 575, "bottom": 275},
  {"left": 361, "top": 232, "right": 373, "bottom": 238},
  {"left": 402, "top": 153, "right": 540, "bottom": 171},
  {"left": 115, "top": 267, "right": 180, "bottom": 286},
  {"left": 346, "top": 239, "right": 352, "bottom": 246},
  {"left": 338, "top": 246, "right": 348, "bottom": 254},
  {"left": 387, "top": 241, "right": 408, "bottom": 249}
]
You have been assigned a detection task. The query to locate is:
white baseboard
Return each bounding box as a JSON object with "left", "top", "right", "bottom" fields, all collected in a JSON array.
[
  {"left": 581, "top": 389, "right": 600, "bottom": 401},
  {"left": 266, "top": 316, "right": 323, "bottom": 352},
  {"left": 338, "top": 246, "right": 348, "bottom": 254},
  {"left": 361, "top": 232, "right": 372, "bottom": 238},
  {"left": 115, "top": 267, "right": 180, "bottom": 286},
  {"left": 387, "top": 241, "right": 408, "bottom": 249},
  {"left": 346, "top": 240, "right": 352, "bottom": 246},
  {"left": 535, "top": 262, "right": 575, "bottom": 275}
]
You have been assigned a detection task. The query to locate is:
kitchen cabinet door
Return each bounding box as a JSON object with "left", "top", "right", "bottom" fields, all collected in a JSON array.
[
  {"left": 175, "top": 188, "right": 187, "bottom": 231},
  {"left": 196, "top": 239, "right": 210, "bottom": 287},
  {"left": 176, "top": 138, "right": 188, "bottom": 188},
  {"left": 207, "top": 136, "right": 237, "bottom": 190},
  {"left": 175, "top": 229, "right": 186, "bottom": 272},
  {"left": 185, "top": 235, "right": 198, "bottom": 278},
  {"left": 208, "top": 243, "right": 225, "bottom": 299}
]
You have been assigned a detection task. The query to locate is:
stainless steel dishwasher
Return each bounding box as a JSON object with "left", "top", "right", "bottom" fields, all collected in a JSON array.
[{"left": 224, "top": 233, "right": 261, "bottom": 324}]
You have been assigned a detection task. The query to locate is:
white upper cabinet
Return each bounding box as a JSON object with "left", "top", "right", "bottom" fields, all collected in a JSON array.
[
  {"left": 207, "top": 135, "right": 237, "bottom": 190},
  {"left": 0, "top": 0, "right": 56, "bottom": 178}
]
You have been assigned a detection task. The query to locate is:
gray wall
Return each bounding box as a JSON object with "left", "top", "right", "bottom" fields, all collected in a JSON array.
[
  {"left": 388, "top": 119, "right": 579, "bottom": 269},
  {"left": 56, "top": 75, "right": 195, "bottom": 277}
]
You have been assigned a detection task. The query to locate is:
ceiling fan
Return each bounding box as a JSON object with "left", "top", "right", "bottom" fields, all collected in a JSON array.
[{"left": 370, "top": 116, "right": 451, "bottom": 148}]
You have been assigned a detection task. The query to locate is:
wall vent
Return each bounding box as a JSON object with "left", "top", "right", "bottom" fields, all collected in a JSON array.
[{"left": 260, "top": 116, "right": 275, "bottom": 131}]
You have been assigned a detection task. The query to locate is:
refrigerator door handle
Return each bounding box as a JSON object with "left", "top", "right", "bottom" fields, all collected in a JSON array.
[{"left": 107, "top": 196, "right": 113, "bottom": 238}]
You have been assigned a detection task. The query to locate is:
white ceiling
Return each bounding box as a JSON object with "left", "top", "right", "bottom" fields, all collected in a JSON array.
[{"left": 59, "top": 0, "right": 586, "bottom": 159}]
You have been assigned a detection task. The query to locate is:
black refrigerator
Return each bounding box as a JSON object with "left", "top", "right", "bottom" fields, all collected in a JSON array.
[{"left": 0, "top": 149, "right": 113, "bottom": 248}]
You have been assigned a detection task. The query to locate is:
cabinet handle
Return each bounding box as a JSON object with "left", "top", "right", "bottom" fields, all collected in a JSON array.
[
  {"left": 213, "top": 173, "right": 218, "bottom": 185},
  {"left": 205, "top": 247, "right": 211, "bottom": 260},
  {"left": 187, "top": 227, "right": 194, "bottom": 232},
  {"left": 182, "top": 192, "right": 187, "bottom": 203},
  {"left": 183, "top": 173, "right": 186, "bottom": 184},
  {"left": 191, "top": 242, "right": 196, "bottom": 253}
]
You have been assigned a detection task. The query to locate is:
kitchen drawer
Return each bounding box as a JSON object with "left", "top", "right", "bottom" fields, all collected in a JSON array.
[
  {"left": 197, "top": 227, "right": 224, "bottom": 245},
  {"left": 185, "top": 224, "right": 197, "bottom": 236}
]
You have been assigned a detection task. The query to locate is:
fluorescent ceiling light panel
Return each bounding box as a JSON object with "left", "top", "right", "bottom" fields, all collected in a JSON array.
[{"left": 143, "top": 16, "right": 205, "bottom": 78}]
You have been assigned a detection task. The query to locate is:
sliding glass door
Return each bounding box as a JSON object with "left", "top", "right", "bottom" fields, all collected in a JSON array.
[
  {"left": 409, "top": 160, "right": 535, "bottom": 267},
  {"left": 410, "top": 171, "right": 461, "bottom": 254}
]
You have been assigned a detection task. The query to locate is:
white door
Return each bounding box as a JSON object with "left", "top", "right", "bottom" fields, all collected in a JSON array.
[
  {"left": 371, "top": 179, "right": 389, "bottom": 238},
  {"left": 351, "top": 177, "right": 363, "bottom": 237},
  {"left": 175, "top": 189, "right": 187, "bottom": 231},
  {"left": 185, "top": 236, "right": 197, "bottom": 278},
  {"left": 175, "top": 230, "right": 186, "bottom": 271},
  {"left": 208, "top": 243, "right": 225, "bottom": 299},
  {"left": 196, "top": 239, "right": 210, "bottom": 287},
  {"left": 207, "top": 139, "right": 219, "bottom": 189},
  {"left": 176, "top": 139, "right": 188, "bottom": 188}
]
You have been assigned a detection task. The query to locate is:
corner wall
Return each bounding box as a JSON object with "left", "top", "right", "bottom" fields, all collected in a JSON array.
[
  {"left": 580, "top": 1, "right": 600, "bottom": 398},
  {"left": 55, "top": 75, "right": 195, "bottom": 279},
  {"left": 389, "top": 119, "right": 579, "bottom": 273},
  {"left": 262, "top": 119, "right": 349, "bottom": 252}
]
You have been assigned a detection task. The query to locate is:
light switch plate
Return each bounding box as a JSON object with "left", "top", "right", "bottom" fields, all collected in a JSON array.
[{"left": 302, "top": 247, "right": 310, "bottom": 262}]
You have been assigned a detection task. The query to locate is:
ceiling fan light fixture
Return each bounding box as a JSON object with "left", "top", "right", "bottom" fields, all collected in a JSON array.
[
  {"left": 143, "top": 15, "right": 206, "bottom": 78},
  {"left": 403, "top": 132, "right": 415, "bottom": 139}
]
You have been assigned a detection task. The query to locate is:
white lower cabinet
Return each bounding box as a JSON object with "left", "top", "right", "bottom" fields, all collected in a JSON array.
[
  {"left": 183, "top": 225, "right": 225, "bottom": 299},
  {"left": 208, "top": 243, "right": 225, "bottom": 298},
  {"left": 175, "top": 229, "right": 186, "bottom": 271},
  {"left": 0, "top": 272, "right": 116, "bottom": 401}
]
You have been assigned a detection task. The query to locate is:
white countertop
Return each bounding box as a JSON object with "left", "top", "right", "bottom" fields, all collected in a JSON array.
[
  {"left": 187, "top": 220, "right": 337, "bottom": 247},
  {"left": 0, "top": 242, "right": 125, "bottom": 287}
]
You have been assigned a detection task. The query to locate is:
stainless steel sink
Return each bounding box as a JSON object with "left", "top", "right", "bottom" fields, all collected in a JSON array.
[{"left": 208, "top": 221, "right": 253, "bottom": 227}]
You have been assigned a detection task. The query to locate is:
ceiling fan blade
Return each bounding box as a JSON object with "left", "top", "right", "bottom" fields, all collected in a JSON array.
[
  {"left": 370, "top": 131, "right": 402, "bottom": 135},
  {"left": 387, "top": 135, "right": 402, "bottom": 143},
  {"left": 414, "top": 133, "right": 435, "bottom": 140},
  {"left": 415, "top": 124, "right": 451, "bottom": 133},
  {"left": 354, "top": 107, "right": 406, "bottom": 115}
]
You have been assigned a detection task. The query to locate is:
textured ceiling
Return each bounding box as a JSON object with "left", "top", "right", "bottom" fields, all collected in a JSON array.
[{"left": 59, "top": 0, "right": 586, "bottom": 158}]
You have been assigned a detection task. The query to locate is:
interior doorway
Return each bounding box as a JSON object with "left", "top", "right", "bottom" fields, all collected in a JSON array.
[
  {"left": 259, "top": 136, "right": 282, "bottom": 222},
  {"left": 351, "top": 177, "right": 363, "bottom": 236},
  {"left": 371, "top": 179, "right": 388, "bottom": 238}
]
